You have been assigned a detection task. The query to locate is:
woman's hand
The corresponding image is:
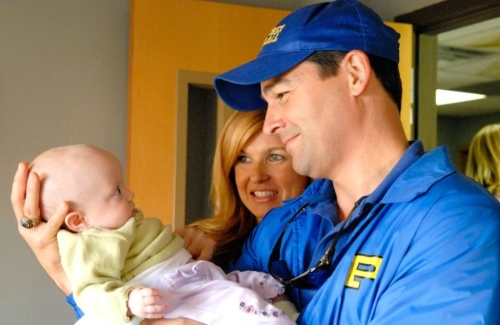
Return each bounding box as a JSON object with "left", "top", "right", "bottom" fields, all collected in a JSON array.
[
  {"left": 140, "top": 318, "right": 205, "bottom": 325},
  {"left": 173, "top": 226, "right": 217, "bottom": 261},
  {"left": 11, "top": 162, "right": 71, "bottom": 294}
]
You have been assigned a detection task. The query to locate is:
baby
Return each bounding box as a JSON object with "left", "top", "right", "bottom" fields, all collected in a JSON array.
[{"left": 30, "top": 144, "right": 296, "bottom": 325}]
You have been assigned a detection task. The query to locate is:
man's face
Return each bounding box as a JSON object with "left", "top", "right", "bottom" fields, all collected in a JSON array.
[{"left": 261, "top": 60, "right": 351, "bottom": 179}]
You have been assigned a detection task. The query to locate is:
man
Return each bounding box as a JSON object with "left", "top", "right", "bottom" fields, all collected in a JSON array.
[{"left": 214, "top": 0, "right": 500, "bottom": 324}]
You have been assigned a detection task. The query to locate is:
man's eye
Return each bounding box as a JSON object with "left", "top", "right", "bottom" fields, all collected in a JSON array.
[
  {"left": 276, "top": 91, "right": 289, "bottom": 101},
  {"left": 115, "top": 187, "right": 122, "bottom": 195}
]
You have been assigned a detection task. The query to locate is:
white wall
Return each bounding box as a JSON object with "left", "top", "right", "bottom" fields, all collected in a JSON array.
[
  {"left": 207, "top": 0, "right": 445, "bottom": 21},
  {"left": 357, "top": 0, "right": 445, "bottom": 20},
  {"left": 0, "top": 0, "right": 130, "bottom": 323}
]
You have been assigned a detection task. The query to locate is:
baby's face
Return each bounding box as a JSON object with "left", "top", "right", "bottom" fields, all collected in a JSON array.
[
  {"left": 77, "top": 150, "right": 137, "bottom": 230},
  {"left": 32, "top": 145, "right": 137, "bottom": 230}
]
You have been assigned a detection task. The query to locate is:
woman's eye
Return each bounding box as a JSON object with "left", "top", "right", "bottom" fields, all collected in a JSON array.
[
  {"left": 115, "top": 187, "right": 122, "bottom": 195},
  {"left": 269, "top": 154, "right": 285, "bottom": 162},
  {"left": 237, "top": 155, "right": 250, "bottom": 163}
]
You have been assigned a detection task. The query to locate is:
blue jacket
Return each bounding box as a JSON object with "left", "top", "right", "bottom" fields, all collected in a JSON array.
[{"left": 234, "top": 142, "right": 500, "bottom": 324}]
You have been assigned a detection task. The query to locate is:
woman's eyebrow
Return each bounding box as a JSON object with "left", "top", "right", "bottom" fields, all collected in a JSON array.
[{"left": 266, "top": 146, "right": 287, "bottom": 153}]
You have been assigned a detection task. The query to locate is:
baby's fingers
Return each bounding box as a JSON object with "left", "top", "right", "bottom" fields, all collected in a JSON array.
[
  {"left": 142, "top": 303, "right": 170, "bottom": 319},
  {"left": 140, "top": 288, "right": 169, "bottom": 318}
]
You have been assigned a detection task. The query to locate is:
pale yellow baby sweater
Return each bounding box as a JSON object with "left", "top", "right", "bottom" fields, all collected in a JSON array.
[{"left": 58, "top": 209, "right": 185, "bottom": 324}]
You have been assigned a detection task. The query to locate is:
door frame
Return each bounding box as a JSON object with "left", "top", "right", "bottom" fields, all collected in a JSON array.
[
  {"left": 395, "top": 0, "right": 500, "bottom": 148},
  {"left": 175, "top": 70, "right": 232, "bottom": 228},
  {"left": 395, "top": 0, "right": 500, "bottom": 35}
]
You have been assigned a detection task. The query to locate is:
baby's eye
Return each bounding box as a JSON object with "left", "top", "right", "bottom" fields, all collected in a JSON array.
[{"left": 115, "top": 187, "right": 122, "bottom": 195}]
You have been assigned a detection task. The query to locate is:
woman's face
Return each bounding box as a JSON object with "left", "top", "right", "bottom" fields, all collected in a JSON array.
[{"left": 234, "top": 131, "right": 309, "bottom": 222}]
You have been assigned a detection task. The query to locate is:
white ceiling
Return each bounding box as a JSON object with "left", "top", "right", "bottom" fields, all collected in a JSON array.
[
  {"left": 205, "top": 0, "right": 500, "bottom": 117},
  {"left": 203, "top": 0, "right": 444, "bottom": 20},
  {"left": 437, "top": 16, "right": 500, "bottom": 116}
]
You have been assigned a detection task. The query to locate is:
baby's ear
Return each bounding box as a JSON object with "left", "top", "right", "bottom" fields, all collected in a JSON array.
[{"left": 65, "top": 212, "right": 90, "bottom": 233}]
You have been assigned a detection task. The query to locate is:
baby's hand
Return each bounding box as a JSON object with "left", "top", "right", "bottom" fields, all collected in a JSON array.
[{"left": 128, "top": 286, "right": 169, "bottom": 319}]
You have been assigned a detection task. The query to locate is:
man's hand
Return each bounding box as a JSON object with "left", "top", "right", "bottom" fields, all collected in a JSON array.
[{"left": 11, "top": 162, "right": 71, "bottom": 294}]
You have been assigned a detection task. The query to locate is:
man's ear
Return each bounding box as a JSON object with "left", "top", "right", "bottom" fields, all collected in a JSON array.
[
  {"left": 344, "top": 50, "right": 371, "bottom": 96},
  {"left": 65, "top": 211, "right": 90, "bottom": 233}
]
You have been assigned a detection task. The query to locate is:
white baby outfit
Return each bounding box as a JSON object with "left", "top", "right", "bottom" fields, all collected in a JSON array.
[{"left": 76, "top": 249, "right": 295, "bottom": 325}]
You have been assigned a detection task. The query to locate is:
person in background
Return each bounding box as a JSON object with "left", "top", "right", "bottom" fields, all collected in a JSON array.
[
  {"left": 29, "top": 144, "right": 296, "bottom": 325},
  {"left": 12, "top": 109, "right": 310, "bottom": 325},
  {"left": 466, "top": 123, "right": 500, "bottom": 200},
  {"left": 213, "top": 0, "right": 500, "bottom": 324}
]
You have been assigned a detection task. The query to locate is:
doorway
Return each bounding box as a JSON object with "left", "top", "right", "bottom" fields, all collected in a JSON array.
[
  {"left": 174, "top": 71, "right": 233, "bottom": 228},
  {"left": 396, "top": 1, "right": 500, "bottom": 172}
]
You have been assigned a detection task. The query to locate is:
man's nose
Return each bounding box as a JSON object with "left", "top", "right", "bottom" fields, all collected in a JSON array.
[{"left": 263, "top": 105, "right": 285, "bottom": 135}]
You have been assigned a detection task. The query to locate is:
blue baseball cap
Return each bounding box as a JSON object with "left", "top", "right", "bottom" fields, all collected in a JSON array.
[{"left": 214, "top": 0, "right": 400, "bottom": 112}]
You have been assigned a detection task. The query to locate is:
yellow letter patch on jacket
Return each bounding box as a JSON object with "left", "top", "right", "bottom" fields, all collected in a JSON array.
[{"left": 345, "top": 254, "right": 383, "bottom": 289}]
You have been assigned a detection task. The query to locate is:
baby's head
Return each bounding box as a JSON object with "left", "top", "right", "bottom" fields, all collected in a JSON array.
[{"left": 30, "top": 144, "right": 136, "bottom": 232}]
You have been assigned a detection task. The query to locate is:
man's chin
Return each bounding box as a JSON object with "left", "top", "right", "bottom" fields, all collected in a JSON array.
[{"left": 292, "top": 160, "right": 311, "bottom": 177}]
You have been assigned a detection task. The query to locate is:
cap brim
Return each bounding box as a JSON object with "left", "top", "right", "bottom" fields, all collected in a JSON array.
[{"left": 214, "top": 51, "right": 314, "bottom": 112}]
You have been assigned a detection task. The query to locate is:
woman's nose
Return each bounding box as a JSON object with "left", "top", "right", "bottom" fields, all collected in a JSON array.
[{"left": 249, "top": 163, "right": 270, "bottom": 182}]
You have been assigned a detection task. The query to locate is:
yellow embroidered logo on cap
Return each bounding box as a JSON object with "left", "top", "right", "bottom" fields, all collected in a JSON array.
[{"left": 263, "top": 24, "right": 285, "bottom": 46}]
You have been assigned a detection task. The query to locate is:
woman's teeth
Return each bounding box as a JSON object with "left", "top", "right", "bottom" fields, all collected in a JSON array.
[{"left": 253, "top": 191, "right": 277, "bottom": 197}]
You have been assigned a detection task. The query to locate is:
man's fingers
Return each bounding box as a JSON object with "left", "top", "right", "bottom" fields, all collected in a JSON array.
[
  {"left": 46, "top": 201, "right": 70, "bottom": 232},
  {"left": 18, "top": 201, "right": 68, "bottom": 246},
  {"left": 24, "top": 171, "right": 41, "bottom": 219},
  {"left": 11, "top": 162, "right": 29, "bottom": 221}
]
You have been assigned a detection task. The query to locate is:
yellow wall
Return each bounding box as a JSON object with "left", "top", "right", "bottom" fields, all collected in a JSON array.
[
  {"left": 387, "top": 22, "right": 414, "bottom": 140},
  {"left": 128, "top": 0, "right": 413, "bottom": 225}
]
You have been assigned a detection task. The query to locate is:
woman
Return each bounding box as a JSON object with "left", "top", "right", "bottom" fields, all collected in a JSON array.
[
  {"left": 185, "top": 109, "right": 309, "bottom": 269},
  {"left": 11, "top": 109, "right": 310, "bottom": 323},
  {"left": 465, "top": 123, "right": 500, "bottom": 200}
]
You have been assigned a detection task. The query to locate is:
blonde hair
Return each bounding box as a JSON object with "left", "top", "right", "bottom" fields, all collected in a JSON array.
[
  {"left": 194, "top": 109, "right": 268, "bottom": 268},
  {"left": 465, "top": 123, "right": 500, "bottom": 197}
]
